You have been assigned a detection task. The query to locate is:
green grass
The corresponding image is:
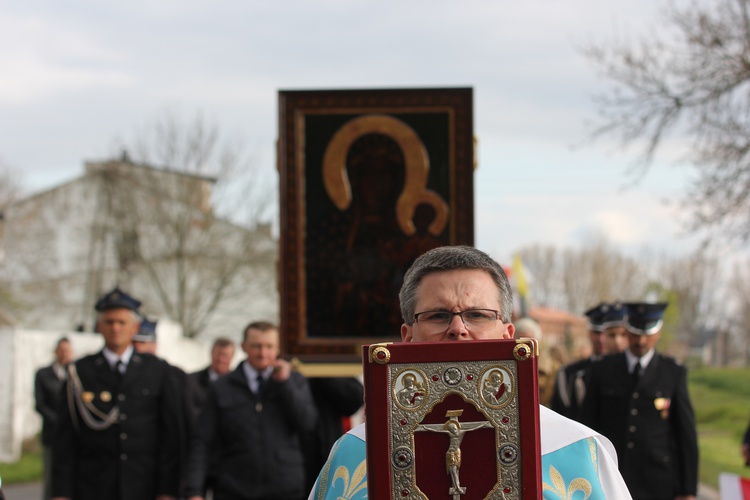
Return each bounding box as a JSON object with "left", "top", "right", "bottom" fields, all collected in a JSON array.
[
  {"left": 0, "top": 437, "right": 43, "bottom": 485},
  {"left": 689, "top": 367, "right": 750, "bottom": 489}
]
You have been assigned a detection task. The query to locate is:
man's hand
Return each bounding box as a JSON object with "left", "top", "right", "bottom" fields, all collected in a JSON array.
[
  {"left": 271, "top": 358, "right": 292, "bottom": 382},
  {"left": 186, "top": 496, "right": 204, "bottom": 500}
]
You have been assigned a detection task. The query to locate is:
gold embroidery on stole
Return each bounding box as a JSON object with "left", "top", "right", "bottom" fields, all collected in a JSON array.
[{"left": 542, "top": 465, "right": 593, "bottom": 499}]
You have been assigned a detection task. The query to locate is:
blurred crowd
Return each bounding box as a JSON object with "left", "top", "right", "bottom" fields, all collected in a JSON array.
[{"left": 18, "top": 252, "right": 703, "bottom": 500}]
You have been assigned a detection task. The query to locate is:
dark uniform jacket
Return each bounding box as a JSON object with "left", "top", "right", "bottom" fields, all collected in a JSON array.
[
  {"left": 186, "top": 367, "right": 212, "bottom": 424},
  {"left": 550, "top": 356, "right": 598, "bottom": 422},
  {"left": 52, "top": 351, "right": 182, "bottom": 500},
  {"left": 301, "top": 377, "right": 364, "bottom": 491},
  {"left": 185, "top": 367, "right": 221, "bottom": 494},
  {"left": 581, "top": 351, "right": 698, "bottom": 499},
  {"left": 35, "top": 364, "right": 66, "bottom": 446},
  {"left": 184, "top": 363, "right": 318, "bottom": 500}
]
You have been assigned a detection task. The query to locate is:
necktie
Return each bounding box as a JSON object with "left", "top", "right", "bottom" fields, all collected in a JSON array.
[
  {"left": 632, "top": 361, "right": 641, "bottom": 388},
  {"left": 256, "top": 374, "right": 267, "bottom": 397},
  {"left": 114, "top": 360, "right": 126, "bottom": 385}
]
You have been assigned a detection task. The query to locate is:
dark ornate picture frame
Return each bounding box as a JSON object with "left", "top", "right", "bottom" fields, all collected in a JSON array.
[{"left": 278, "top": 88, "right": 474, "bottom": 364}]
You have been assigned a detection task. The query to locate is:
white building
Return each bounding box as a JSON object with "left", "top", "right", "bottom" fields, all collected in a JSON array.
[
  {"left": 0, "top": 158, "right": 279, "bottom": 461},
  {"left": 0, "top": 157, "right": 279, "bottom": 339}
]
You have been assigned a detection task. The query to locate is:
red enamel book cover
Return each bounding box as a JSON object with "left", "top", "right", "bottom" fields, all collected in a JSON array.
[{"left": 362, "top": 339, "right": 541, "bottom": 500}]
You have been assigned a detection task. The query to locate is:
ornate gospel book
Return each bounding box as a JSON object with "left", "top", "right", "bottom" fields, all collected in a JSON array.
[{"left": 363, "top": 339, "right": 541, "bottom": 499}]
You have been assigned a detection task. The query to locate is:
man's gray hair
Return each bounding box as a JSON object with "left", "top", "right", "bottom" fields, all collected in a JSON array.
[{"left": 399, "top": 245, "right": 513, "bottom": 324}]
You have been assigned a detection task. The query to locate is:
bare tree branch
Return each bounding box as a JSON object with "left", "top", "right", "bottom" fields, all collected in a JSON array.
[
  {"left": 582, "top": 0, "right": 750, "bottom": 243},
  {"left": 92, "top": 110, "right": 275, "bottom": 337}
]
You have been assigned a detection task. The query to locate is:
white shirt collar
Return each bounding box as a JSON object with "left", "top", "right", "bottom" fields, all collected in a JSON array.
[
  {"left": 52, "top": 362, "right": 66, "bottom": 380},
  {"left": 625, "top": 348, "right": 655, "bottom": 372},
  {"left": 242, "top": 361, "right": 273, "bottom": 393},
  {"left": 102, "top": 345, "right": 134, "bottom": 370}
]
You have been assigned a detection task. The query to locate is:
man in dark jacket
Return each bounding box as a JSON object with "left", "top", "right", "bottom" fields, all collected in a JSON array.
[
  {"left": 185, "top": 337, "right": 236, "bottom": 498},
  {"left": 301, "top": 377, "right": 363, "bottom": 492},
  {"left": 35, "top": 337, "right": 73, "bottom": 500},
  {"left": 187, "top": 337, "right": 236, "bottom": 423},
  {"left": 185, "top": 321, "right": 317, "bottom": 500},
  {"left": 550, "top": 302, "right": 611, "bottom": 421},
  {"left": 582, "top": 302, "right": 698, "bottom": 500},
  {"left": 52, "top": 287, "right": 182, "bottom": 500}
]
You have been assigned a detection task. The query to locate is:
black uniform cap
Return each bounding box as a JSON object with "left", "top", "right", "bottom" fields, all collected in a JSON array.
[
  {"left": 584, "top": 303, "right": 607, "bottom": 332},
  {"left": 133, "top": 319, "right": 157, "bottom": 342},
  {"left": 623, "top": 302, "right": 668, "bottom": 335},
  {"left": 600, "top": 302, "right": 626, "bottom": 329},
  {"left": 94, "top": 287, "right": 142, "bottom": 312}
]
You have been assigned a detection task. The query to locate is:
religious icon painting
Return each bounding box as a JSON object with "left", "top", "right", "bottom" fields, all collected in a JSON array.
[
  {"left": 479, "top": 366, "right": 514, "bottom": 409},
  {"left": 394, "top": 369, "right": 429, "bottom": 411},
  {"left": 278, "top": 88, "right": 474, "bottom": 367},
  {"left": 363, "top": 339, "right": 542, "bottom": 500}
]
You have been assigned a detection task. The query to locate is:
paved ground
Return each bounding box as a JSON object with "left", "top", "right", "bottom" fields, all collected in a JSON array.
[
  {"left": 699, "top": 482, "right": 721, "bottom": 500},
  {"left": 0, "top": 481, "right": 723, "bottom": 499},
  {"left": 2, "top": 482, "right": 41, "bottom": 500}
]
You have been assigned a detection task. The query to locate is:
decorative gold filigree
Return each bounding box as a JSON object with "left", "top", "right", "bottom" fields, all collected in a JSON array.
[
  {"left": 586, "top": 437, "right": 598, "bottom": 475},
  {"left": 331, "top": 459, "right": 368, "bottom": 500},
  {"left": 513, "top": 343, "right": 532, "bottom": 362},
  {"left": 542, "top": 465, "right": 592, "bottom": 500},
  {"left": 371, "top": 345, "right": 391, "bottom": 365}
]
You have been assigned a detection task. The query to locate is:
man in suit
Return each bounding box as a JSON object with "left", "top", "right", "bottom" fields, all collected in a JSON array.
[
  {"left": 551, "top": 303, "right": 607, "bottom": 420},
  {"left": 582, "top": 302, "right": 699, "bottom": 500},
  {"left": 35, "top": 336, "right": 73, "bottom": 500},
  {"left": 132, "top": 317, "right": 194, "bottom": 497},
  {"left": 184, "top": 321, "right": 317, "bottom": 500},
  {"left": 187, "top": 337, "right": 236, "bottom": 423},
  {"left": 301, "top": 377, "right": 363, "bottom": 492},
  {"left": 550, "top": 301, "right": 626, "bottom": 420},
  {"left": 185, "top": 337, "right": 236, "bottom": 498},
  {"left": 52, "top": 287, "right": 183, "bottom": 500}
]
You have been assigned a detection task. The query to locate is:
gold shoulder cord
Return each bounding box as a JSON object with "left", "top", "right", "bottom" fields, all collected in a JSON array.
[{"left": 66, "top": 363, "right": 120, "bottom": 431}]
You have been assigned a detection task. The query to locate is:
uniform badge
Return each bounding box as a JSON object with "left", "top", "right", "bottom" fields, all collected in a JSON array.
[
  {"left": 82, "top": 391, "right": 95, "bottom": 403},
  {"left": 654, "top": 397, "right": 671, "bottom": 419},
  {"left": 100, "top": 391, "right": 112, "bottom": 402}
]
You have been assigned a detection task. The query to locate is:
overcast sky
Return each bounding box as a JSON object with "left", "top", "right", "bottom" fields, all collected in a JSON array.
[{"left": 1, "top": 0, "right": 723, "bottom": 265}]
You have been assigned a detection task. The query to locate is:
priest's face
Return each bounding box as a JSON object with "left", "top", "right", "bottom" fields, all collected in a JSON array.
[{"left": 401, "top": 269, "right": 515, "bottom": 343}]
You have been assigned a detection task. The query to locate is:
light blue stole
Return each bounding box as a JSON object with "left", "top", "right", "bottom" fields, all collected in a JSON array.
[{"left": 310, "top": 432, "right": 606, "bottom": 500}]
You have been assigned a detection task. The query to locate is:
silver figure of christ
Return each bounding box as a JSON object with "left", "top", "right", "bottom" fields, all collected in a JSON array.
[{"left": 415, "top": 409, "right": 494, "bottom": 500}]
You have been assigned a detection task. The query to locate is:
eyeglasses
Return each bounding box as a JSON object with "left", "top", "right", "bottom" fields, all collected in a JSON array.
[{"left": 413, "top": 309, "right": 502, "bottom": 330}]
